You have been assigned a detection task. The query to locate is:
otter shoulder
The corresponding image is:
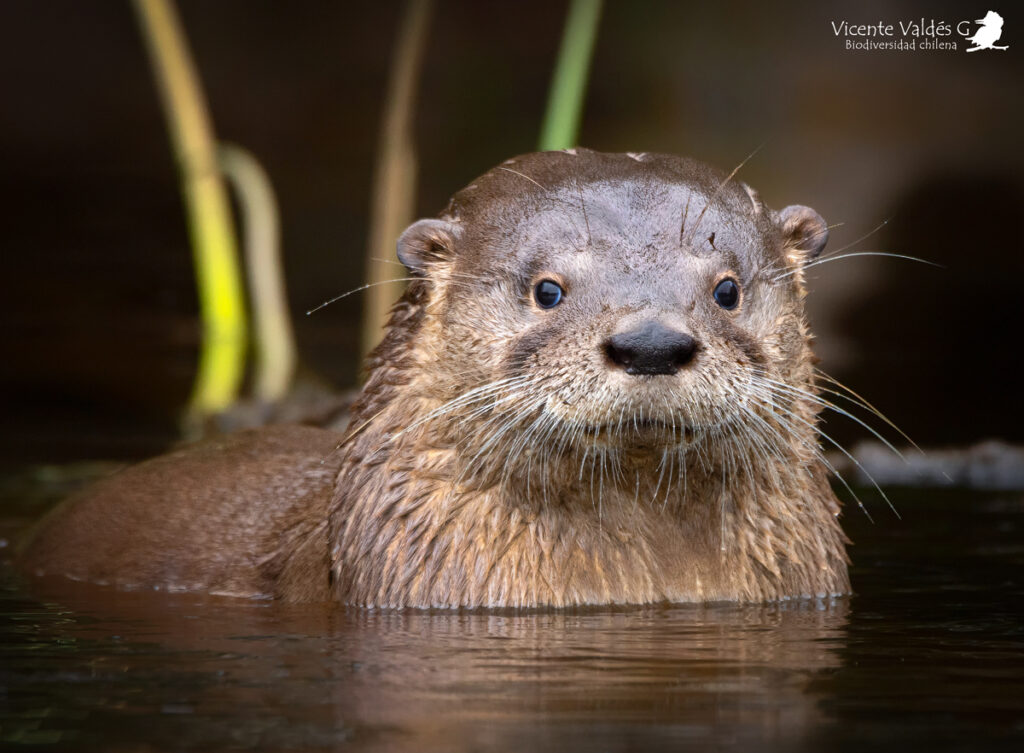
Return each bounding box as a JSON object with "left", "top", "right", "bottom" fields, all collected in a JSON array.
[{"left": 19, "top": 425, "right": 344, "bottom": 600}]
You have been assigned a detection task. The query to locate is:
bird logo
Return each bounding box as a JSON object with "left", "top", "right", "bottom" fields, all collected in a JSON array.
[{"left": 966, "top": 11, "right": 1009, "bottom": 52}]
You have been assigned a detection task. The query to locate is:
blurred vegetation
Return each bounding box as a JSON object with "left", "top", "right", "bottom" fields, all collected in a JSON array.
[
  {"left": 361, "top": 0, "right": 601, "bottom": 360},
  {"left": 218, "top": 143, "right": 296, "bottom": 405},
  {"left": 132, "top": 0, "right": 248, "bottom": 429},
  {"left": 540, "top": 0, "right": 603, "bottom": 150},
  {"left": 5, "top": 1, "right": 1015, "bottom": 462},
  {"left": 132, "top": 0, "right": 601, "bottom": 397},
  {"left": 361, "top": 0, "right": 434, "bottom": 362},
  {"left": 134, "top": 1, "right": 302, "bottom": 425}
]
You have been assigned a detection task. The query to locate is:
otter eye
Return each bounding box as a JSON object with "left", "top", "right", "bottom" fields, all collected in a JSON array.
[
  {"left": 534, "top": 279, "right": 564, "bottom": 309},
  {"left": 713, "top": 278, "right": 740, "bottom": 310}
]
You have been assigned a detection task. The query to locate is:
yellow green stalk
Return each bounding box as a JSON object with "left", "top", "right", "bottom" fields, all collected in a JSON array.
[
  {"left": 218, "top": 144, "right": 295, "bottom": 404},
  {"left": 132, "top": 0, "right": 248, "bottom": 425}
]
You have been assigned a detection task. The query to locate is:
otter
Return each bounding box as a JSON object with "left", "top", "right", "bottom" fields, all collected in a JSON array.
[{"left": 20, "top": 149, "right": 850, "bottom": 608}]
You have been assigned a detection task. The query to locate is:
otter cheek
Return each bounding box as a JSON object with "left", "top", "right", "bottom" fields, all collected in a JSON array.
[{"left": 502, "top": 320, "right": 564, "bottom": 377}]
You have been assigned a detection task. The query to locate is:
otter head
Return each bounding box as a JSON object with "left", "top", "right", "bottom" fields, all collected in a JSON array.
[{"left": 392, "top": 149, "right": 828, "bottom": 481}]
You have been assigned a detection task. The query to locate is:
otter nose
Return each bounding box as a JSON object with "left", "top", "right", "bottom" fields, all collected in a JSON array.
[{"left": 603, "top": 321, "right": 698, "bottom": 375}]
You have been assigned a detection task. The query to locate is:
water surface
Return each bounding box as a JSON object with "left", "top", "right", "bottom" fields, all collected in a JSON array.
[{"left": 2, "top": 488, "right": 1022, "bottom": 751}]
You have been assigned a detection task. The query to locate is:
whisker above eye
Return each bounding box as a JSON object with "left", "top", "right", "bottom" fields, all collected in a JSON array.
[{"left": 684, "top": 141, "right": 768, "bottom": 244}]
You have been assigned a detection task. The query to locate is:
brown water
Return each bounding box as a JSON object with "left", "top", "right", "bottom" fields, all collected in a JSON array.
[{"left": 2, "top": 487, "right": 1023, "bottom": 752}]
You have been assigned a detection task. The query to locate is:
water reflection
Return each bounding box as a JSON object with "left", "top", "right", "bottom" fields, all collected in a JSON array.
[
  {"left": 4, "top": 574, "right": 849, "bottom": 751},
  {"left": 5, "top": 488, "right": 1023, "bottom": 751}
]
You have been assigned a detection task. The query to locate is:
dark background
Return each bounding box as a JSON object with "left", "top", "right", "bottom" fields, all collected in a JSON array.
[{"left": 1, "top": 0, "right": 1022, "bottom": 465}]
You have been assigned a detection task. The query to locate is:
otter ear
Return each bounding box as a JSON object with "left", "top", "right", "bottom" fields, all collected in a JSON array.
[
  {"left": 396, "top": 219, "right": 459, "bottom": 275},
  {"left": 778, "top": 205, "right": 829, "bottom": 263}
]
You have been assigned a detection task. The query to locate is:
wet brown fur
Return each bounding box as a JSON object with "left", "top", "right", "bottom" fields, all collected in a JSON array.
[{"left": 20, "top": 149, "right": 850, "bottom": 608}]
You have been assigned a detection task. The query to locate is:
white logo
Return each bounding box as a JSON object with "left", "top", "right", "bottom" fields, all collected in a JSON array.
[
  {"left": 830, "top": 10, "right": 1010, "bottom": 53},
  {"left": 966, "top": 11, "right": 1009, "bottom": 52}
]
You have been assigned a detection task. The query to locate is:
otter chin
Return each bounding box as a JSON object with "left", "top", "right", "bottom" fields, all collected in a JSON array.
[{"left": 20, "top": 149, "right": 851, "bottom": 609}]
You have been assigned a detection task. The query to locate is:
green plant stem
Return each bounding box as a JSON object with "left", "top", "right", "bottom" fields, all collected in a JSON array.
[
  {"left": 539, "top": 0, "right": 604, "bottom": 151},
  {"left": 218, "top": 144, "right": 295, "bottom": 404},
  {"left": 132, "top": 0, "right": 248, "bottom": 424}
]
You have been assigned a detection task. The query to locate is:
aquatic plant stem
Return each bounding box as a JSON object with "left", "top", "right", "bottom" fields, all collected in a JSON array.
[
  {"left": 361, "top": 0, "right": 433, "bottom": 363},
  {"left": 218, "top": 144, "right": 296, "bottom": 404},
  {"left": 539, "top": 0, "right": 604, "bottom": 151},
  {"left": 132, "top": 0, "right": 248, "bottom": 425}
]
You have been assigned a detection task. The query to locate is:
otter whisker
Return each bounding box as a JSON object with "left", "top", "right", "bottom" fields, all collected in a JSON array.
[
  {"left": 442, "top": 389, "right": 532, "bottom": 458},
  {"left": 659, "top": 447, "right": 676, "bottom": 513},
  {"left": 631, "top": 470, "right": 642, "bottom": 516},
  {"left": 813, "top": 367, "right": 921, "bottom": 451},
  {"left": 586, "top": 447, "right": 597, "bottom": 514},
  {"left": 817, "top": 218, "right": 889, "bottom": 257},
  {"left": 496, "top": 166, "right": 547, "bottom": 191},
  {"left": 464, "top": 391, "right": 547, "bottom": 481},
  {"left": 536, "top": 409, "right": 573, "bottom": 504},
  {"left": 773, "top": 251, "right": 941, "bottom": 283},
  {"left": 513, "top": 413, "right": 549, "bottom": 499},
  {"left": 685, "top": 141, "right": 766, "bottom": 244},
  {"left": 505, "top": 406, "right": 559, "bottom": 491},
  {"left": 769, "top": 217, "right": 889, "bottom": 284},
  {"left": 306, "top": 278, "right": 424, "bottom": 315},
  {"left": 725, "top": 417, "right": 758, "bottom": 502},
  {"left": 720, "top": 454, "right": 728, "bottom": 554},
  {"left": 745, "top": 379, "right": 898, "bottom": 519},
  {"left": 308, "top": 272, "right": 487, "bottom": 315},
  {"left": 735, "top": 378, "right": 838, "bottom": 468},
  {"left": 732, "top": 403, "right": 805, "bottom": 476},
  {"left": 679, "top": 444, "right": 688, "bottom": 513},
  {"left": 548, "top": 414, "right": 575, "bottom": 473},
  {"left": 679, "top": 193, "right": 692, "bottom": 246},
  {"left": 578, "top": 443, "right": 591, "bottom": 484},
  {"left": 478, "top": 391, "right": 548, "bottom": 456},
  {"left": 751, "top": 370, "right": 909, "bottom": 467},
  {"left": 801, "top": 250, "right": 941, "bottom": 272},
  {"left": 457, "top": 383, "right": 537, "bottom": 426},
  {"left": 718, "top": 390, "right": 775, "bottom": 469},
  {"left": 370, "top": 256, "right": 407, "bottom": 268},
  {"left": 394, "top": 375, "right": 534, "bottom": 439},
  {"left": 575, "top": 178, "right": 593, "bottom": 249},
  {"left": 738, "top": 406, "right": 787, "bottom": 472},
  {"left": 736, "top": 387, "right": 872, "bottom": 522}
]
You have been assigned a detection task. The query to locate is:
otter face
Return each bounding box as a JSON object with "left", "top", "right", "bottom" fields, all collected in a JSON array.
[{"left": 396, "top": 150, "right": 828, "bottom": 458}]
